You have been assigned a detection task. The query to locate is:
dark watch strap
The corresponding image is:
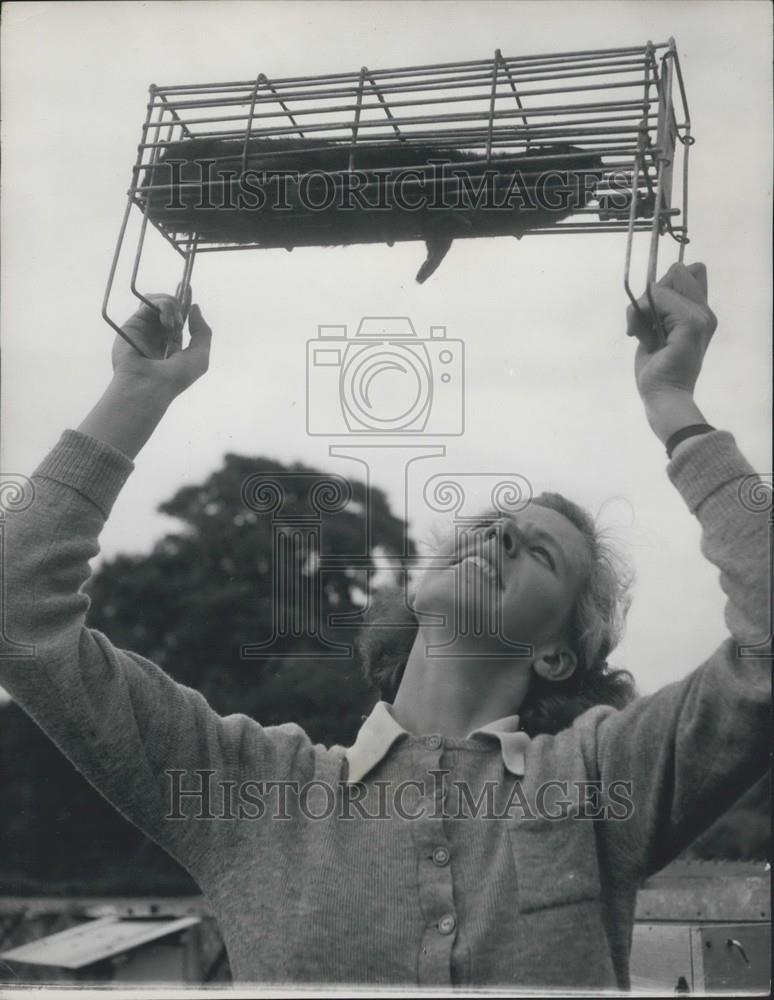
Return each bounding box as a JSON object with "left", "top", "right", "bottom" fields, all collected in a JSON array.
[{"left": 666, "top": 423, "right": 716, "bottom": 459}]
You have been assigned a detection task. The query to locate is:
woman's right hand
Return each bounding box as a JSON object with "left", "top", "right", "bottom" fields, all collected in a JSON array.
[
  {"left": 78, "top": 293, "right": 212, "bottom": 459},
  {"left": 113, "top": 294, "right": 212, "bottom": 400}
]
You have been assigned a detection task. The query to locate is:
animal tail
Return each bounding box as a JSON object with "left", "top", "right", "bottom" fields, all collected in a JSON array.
[{"left": 416, "top": 238, "right": 454, "bottom": 284}]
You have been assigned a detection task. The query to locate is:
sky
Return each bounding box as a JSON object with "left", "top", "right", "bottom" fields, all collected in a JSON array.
[{"left": 1, "top": 0, "right": 771, "bottom": 699}]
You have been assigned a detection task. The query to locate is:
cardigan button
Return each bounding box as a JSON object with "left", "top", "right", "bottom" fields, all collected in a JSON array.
[
  {"left": 432, "top": 846, "right": 450, "bottom": 867},
  {"left": 438, "top": 914, "right": 456, "bottom": 935},
  {"left": 425, "top": 734, "right": 442, "bottom": 750}
]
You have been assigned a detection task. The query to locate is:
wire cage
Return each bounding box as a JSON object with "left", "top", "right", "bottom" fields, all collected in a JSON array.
[{"left": 104, "top": 39, "right": 692, "bottom": 355}]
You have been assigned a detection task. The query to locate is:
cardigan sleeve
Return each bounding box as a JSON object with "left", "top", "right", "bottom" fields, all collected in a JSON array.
[
  {"left": 1, "top": 430, "right": 315, "bottom": 872},
  {"left": 579, "top": 431, "right": 771, "bottom": 879}
]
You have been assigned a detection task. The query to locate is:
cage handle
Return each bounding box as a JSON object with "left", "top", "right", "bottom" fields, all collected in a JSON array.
[{"left": 624, "top": 41, "right": 670, "bottom": 348}]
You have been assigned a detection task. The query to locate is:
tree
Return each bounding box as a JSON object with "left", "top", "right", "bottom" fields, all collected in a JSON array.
[
  {"left": 0, "top": 452, "right": 413, "bottom": 894},
  {"left": 86, "top": 452, "right": 412, "bottom": 742}
]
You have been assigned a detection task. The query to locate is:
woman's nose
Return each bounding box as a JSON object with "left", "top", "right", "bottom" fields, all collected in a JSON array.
[{"left": 484, "top": 518, "right": 523, "bottom": 557}]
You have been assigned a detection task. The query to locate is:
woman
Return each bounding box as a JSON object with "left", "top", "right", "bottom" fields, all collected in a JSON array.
[{"left": 3, "top": 263, "right": 770, "bottom": 989}]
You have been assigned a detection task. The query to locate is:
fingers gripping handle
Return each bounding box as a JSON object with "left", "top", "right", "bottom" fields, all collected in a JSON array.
[
  {"left": 626, "top": 270, "right": 672, "bottom": 351},
  {"left": 627, "top": 260, "right": 710, "bottom": 354},
  {"left": 161, "top": 283, "right": 193, "bottom": 360}
]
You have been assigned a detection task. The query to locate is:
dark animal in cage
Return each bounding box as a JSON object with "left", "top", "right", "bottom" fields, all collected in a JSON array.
[{"left": 142, "top": 138, "right": 605, "bottom": 282}]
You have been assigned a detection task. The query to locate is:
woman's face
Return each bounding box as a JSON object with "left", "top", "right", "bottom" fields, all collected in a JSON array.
[{"left": 414, "top": 506, "right": 591, "bottom": 654}]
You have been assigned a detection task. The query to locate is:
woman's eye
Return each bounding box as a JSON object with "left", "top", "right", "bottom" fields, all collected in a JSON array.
[{"left": 530, "top": 546, "right": 555, "bottom": 570}]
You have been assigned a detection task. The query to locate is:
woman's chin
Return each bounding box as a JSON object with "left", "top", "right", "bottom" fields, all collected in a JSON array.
[{"left": 414, "top": 581, "right": 505, "bottom": 633}]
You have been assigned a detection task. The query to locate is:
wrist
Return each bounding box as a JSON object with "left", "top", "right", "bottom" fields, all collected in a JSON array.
[
  {"left": 77, "top": 376, "right": 176, "bottom": 460},
  {"left": 109, "top": 372, "right": 179, "bottom": 409},
  {"left": 641, "top": 390, "right": 707, "bottom": 446}
]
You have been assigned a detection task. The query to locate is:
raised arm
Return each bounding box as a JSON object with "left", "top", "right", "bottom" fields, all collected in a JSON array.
[
  {"left": 2, "top": 298, "right": 313, "bottom": 872},
  {"left": 580, "top": 263, "right": 771, "bottom": 879}
]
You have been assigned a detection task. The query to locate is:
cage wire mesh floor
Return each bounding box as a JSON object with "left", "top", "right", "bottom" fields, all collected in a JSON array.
[{"left": 103, "top": 40, "right": 692, "bottom": 355}]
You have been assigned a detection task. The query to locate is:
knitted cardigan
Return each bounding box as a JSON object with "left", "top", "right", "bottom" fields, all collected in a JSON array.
[{"left": 2, "top": 429, "right": 770, "bottom": 988}]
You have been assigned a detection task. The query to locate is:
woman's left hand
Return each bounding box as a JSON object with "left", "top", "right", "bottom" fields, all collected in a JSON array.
[{"left": 627, "top": 262, "right": 717, "bottom": 444}]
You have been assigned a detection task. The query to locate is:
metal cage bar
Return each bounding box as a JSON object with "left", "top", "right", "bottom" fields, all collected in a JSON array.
[{"left": 363, "top": 69, "right": 406, "bottom": 143}]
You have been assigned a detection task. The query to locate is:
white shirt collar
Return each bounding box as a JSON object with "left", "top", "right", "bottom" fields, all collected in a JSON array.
[{"left": 344, "top": 701, "right": 530, "bottom": 783}]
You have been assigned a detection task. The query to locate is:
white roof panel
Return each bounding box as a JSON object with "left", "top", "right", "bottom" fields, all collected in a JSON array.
[{"left": 0, "top": 915, "right": 200, "bottom": 969}]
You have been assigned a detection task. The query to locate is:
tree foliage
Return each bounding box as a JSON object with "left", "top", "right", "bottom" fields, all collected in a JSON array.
[
  {"left": 86, "top": 452, "right": 412, "bottom": 739},
  {"left": 0, "top": 452, "right": 413, "bottom": 893}
]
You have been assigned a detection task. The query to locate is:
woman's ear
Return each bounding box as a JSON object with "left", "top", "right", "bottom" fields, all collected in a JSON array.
[{"left": 532, "top": 646, "right": 577, "bottom": 683}]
